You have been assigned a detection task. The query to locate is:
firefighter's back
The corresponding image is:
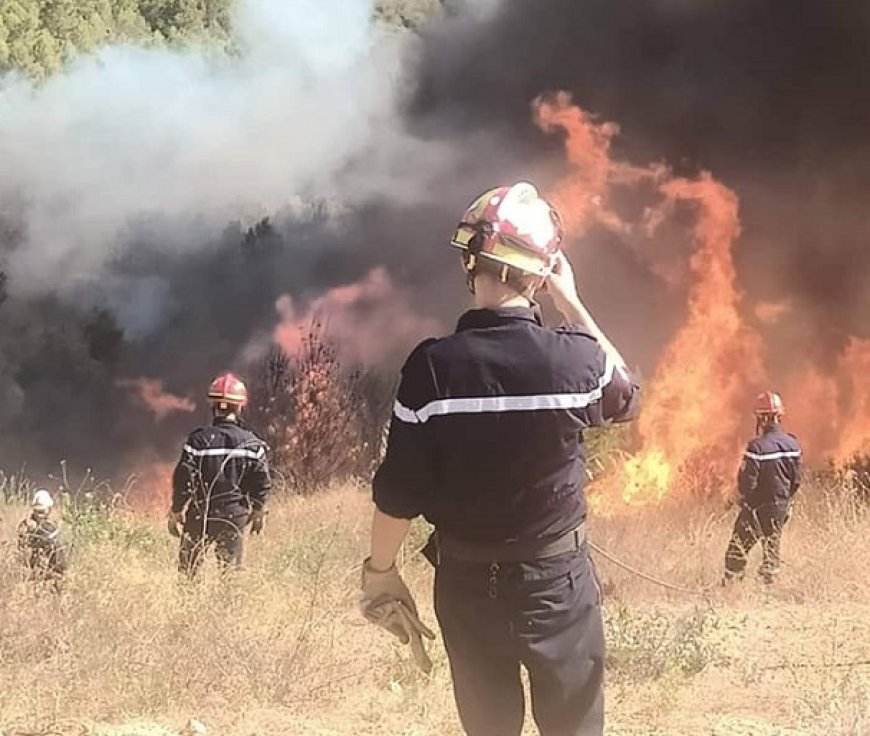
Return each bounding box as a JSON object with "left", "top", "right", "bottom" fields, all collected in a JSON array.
[
  {"left": 744, "top": 426, "right": 801, "bottom": 506},
  {"left": 382, "top": 305, "right": 636, "bottom": 545},
  {"left": 181, "top": 419, "right": 267, "bottom": 518}
]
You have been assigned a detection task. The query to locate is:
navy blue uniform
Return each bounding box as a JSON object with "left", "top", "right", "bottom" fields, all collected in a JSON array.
[
  {"left": 172, "top": 418, "right": 271, "bottom": 576},
  {"left": 724, "top": 424, "right": 801, "bottom": 582},
  {"left": 17, "top": 515, "right": 68, "bottom": 588},
  {"left": 374, "top": 306, "right": 639, "bottom": 736}
]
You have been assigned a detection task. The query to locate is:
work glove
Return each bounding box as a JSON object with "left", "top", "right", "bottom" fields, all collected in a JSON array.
[
  {"left": 249, "top": 508, "right": 266, "bottom": 535},
  {"left": 360, "top": 558, "right": 436, "bottom": 673},
  {"left": 167, "top": 510, "right": 184, "bottom": 538}
]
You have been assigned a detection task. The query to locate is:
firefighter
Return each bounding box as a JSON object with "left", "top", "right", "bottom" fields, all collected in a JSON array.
[
  {"left": 723, "top": 391, "right": 802, "bottom": 584},
  {"left": 17, "top": 489, "right": 68, "bottom": 589},
  {"left": 361, "top": 183, "right": 640, "bottom": 736},
  {"left": 169, "top": 373, "right": 271, "bottom": 578}
]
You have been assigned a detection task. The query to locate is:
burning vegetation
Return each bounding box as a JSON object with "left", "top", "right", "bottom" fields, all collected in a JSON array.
[{"left": 0, "top": 0, "right": 867, "bottom": 509}]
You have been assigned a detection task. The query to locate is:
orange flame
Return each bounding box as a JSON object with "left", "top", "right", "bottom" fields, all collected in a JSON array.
[
  {"left": 788, "top": 338, "right": 870, "bottom": 464},
  {"left": 118, "top": 378, "right": 196, "bottom": 420},
  {"left": 834, "top": 338, "right": 870, "bottom": 462},
  {"left": 783, "top": 364, "right": 838, "bottom": 463},
  {"left": 536, "top": 93, "right": 766, "bottom": 504},
  {"left": 630, "top": 174, "right": 766, "bottom": 500}
]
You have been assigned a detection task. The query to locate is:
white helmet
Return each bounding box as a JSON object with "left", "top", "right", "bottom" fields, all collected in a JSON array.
[{"left": 31, "top": 489, "right": 54, "bottom": 513}]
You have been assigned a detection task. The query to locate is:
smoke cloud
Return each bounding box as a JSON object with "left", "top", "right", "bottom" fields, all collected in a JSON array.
[
  {"left": 0, "top": 0, "right": 431, "bottom": 293},
  {"left": 0, "top": 0, "right": 453, "bottom": 473}
]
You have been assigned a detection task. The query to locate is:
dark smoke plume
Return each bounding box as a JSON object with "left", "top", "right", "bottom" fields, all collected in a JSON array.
[
  {"left": 1, "top": 0, "right": 868, "bottom": 481},
  {"left": 413, "top": 0, "right": 870, "bottom": 358}
]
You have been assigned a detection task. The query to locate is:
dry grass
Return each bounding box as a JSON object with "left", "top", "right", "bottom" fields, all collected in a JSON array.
[{"left": 1, "top": 481, "right": 869, "bottom": 736}]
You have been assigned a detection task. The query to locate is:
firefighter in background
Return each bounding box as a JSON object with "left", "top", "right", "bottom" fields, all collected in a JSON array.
[
  {"left": 361, "top": 183, "right": 640, "bottom": 736},
  {"left": 724, "top": 391, "right": 802, "bottom": 584},
  {"left": 169, "top": 373, "right": 271, "bottom": 578},
  {"left": 17, "top": 489, "right": 68, "bottom": 588}
]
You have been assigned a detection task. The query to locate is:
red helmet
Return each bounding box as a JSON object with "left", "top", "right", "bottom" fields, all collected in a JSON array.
[
  {"left": 208, "top": 373, "right": 248, "bottom": 409},
  {"left": 451, "top": 182, "right": 564, "bottom": 280},
  {"left": 754, "top": 391, "right": 784, "bottom": 417}
]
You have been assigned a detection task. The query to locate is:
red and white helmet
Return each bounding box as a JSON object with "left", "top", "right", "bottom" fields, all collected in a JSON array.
[
  {"left": 451, "top": 182, "right": 564, "bottom": 281},
  {"left": 754, "top": 391, "right": 784, "bottom": 417},
  {"left": 208, "top": 373, "right": 248, "bottom": 410}
]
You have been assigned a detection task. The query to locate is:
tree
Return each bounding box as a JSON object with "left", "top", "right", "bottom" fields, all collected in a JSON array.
[
  {"left": 0, "top": 0, "right": 439, "bottom": 78},
  {"left": 0, "top": 0, "right": 233, "bottom": 78}
]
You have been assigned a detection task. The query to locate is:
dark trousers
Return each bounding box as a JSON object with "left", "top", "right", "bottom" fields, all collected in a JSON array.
[
  {"left": 179, "top": 514, "right": 248, "bottom": 578},
  {"left": 434, "top": 548, "right": 605, "bottom": 736},
  {"left": 724, "top": 503, "right": 788, "bottom": 583}
]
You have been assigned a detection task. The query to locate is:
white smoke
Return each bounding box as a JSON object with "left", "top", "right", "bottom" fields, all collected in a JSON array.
[{"left": 0, "top": 0, "right": 435, "bottom": 295}]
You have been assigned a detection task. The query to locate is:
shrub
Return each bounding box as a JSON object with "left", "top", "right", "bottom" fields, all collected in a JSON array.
[
  {"left": 604, "top": 605, "right": 723, "bottom": 682},
  {"left": 247, "top": 323, "right": 392, "bottom": 495}
]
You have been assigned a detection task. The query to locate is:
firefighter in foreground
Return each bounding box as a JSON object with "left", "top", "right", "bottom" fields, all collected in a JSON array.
[
  {"left": 723, "top": 391, "right": 802, "bottom": 584},
  {"left": 17, "top": 489, "right": 68, "bottom": 588},
  {"left": 361, "top": 183, "right": 640, "bottom": 736},
  {"left": 169, "top": 373, "right": 271, "bottom": 578}
]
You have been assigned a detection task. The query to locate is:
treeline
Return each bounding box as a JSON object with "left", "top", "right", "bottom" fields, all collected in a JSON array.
[
  {"left": 0, "top": 1, "right": 232, "bottom": 78},
  {"left": 0, "top": 0, "right": 440, "bottom": 79}
]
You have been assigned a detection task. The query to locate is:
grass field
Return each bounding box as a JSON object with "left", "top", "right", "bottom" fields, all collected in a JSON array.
[{"left": 1, "top": 481, "right": 869, "bottom": 736}]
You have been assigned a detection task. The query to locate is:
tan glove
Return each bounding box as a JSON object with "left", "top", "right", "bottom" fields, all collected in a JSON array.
[
  {"left": 167, "top": 510, "right": 184, "bottom": 538},
  {"left": 249, "top": 508, "right": 266, "bottom": 535},
  {"left": 361, "top": 558, "right": 436, "bottom": 672}
]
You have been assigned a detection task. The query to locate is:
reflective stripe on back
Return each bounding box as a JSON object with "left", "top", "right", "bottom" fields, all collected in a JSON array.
[
  {"left": 394, "top": 357, "right": 616, "bottom": 425},
  {"left": 744, "top": 450, "right": 801, "bottom": 462},
  {"left": 183, "top": 444, "right": 264, "bottom": 460}
]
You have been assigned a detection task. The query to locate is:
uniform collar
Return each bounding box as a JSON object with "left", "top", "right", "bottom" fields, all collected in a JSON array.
[{"left": 455, "top": 306, "right": 543, "bottom": 332}]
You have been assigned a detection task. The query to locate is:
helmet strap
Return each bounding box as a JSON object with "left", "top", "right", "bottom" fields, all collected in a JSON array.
[
  {"left": 463, "top": 253, "right": 477, "bottom": 294},
  {"left": 465, "top": 254, "right": 540, "bottom": 301}
]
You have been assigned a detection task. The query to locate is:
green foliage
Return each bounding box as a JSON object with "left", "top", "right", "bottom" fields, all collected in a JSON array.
[
  {"left": 604, "top": 605, "right": 724, "bottom": 682},
  {"left": 0, "top": 0, "right": 232, "bottom": 78},
  {"left": 0, "top": 468, "right": 33, "bottom": 504},
  {"left": 0, "top": 0, "right": 438, "bottom": 79},
  {"left": 375, "top": 0, "right": 442, "bottom": 28},
  {"left": 62, "top": 489, "right": 161, "bottom": 551}
]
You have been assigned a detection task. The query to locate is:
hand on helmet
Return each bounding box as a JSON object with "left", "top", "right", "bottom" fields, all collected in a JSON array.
[{"left": 545, "top": 252, "right": 583, "bottom": 317}]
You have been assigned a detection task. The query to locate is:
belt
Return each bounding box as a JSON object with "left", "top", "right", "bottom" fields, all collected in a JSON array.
[{"left": 438, "top": 523, "right": 586, "bottom": 563}]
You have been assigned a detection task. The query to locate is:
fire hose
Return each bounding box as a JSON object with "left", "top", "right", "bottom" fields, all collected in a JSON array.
[{"left": 588, "top": 540, "right": 721, "bottom": 596}]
